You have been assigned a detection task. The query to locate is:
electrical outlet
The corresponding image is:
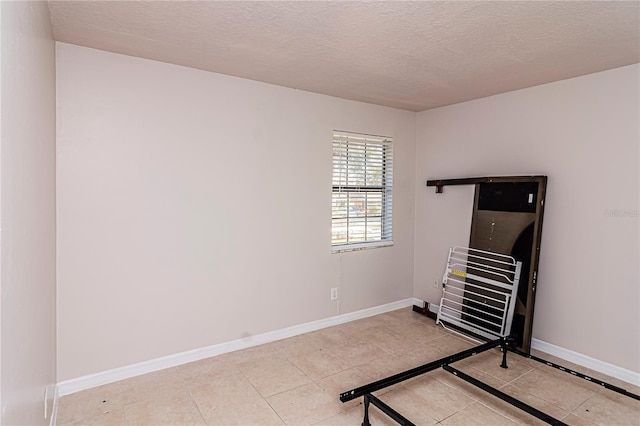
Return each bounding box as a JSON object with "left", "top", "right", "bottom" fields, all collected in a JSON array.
[{"left": 330, "top": 287, "right": 338, "bottom": 300}]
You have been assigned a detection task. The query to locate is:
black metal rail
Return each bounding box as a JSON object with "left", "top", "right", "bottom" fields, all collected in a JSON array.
[
  {"left": 340, "top": 338, "right": 503, "bottom": 402},
  {"left": 511, "top": 349, "right": 640, "bottom": 401},
  {"left": 362, "top": 394, "right": 415, "bottom": 426}
]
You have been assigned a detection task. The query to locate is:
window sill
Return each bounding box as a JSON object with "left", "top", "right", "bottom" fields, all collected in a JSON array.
[{"left": 331, "top": 241, "right": 394, "bottom": 253}]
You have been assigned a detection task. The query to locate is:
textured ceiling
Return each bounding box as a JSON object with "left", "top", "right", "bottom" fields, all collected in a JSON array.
[{"left": 48, "top": 1, "right": 640, "bottom": 112}]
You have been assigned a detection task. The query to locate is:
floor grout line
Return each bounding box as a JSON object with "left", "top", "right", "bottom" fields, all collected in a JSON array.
[{"left": 187, "top": 389, "right": 208, "bottom": 425}]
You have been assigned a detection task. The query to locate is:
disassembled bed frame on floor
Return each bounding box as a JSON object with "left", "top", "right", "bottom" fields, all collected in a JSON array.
[{"left": 340, "top": 247, "right": 640, "bottom": 426}]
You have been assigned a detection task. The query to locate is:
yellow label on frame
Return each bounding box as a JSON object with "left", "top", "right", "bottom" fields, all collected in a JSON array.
[{"left": 451, "top": 270, "right": 467, "bottom": 278}]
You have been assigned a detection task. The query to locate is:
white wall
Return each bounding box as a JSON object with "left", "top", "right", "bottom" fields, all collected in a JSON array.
[
  {"left": 56, "top": 43, "right": 416, "bottom": 381},
  {"left": 414, "top": 65, "right": 640, "bottom": 373},
  {"left": 0, "top": 1, "right": 57, "bottom": 424}
]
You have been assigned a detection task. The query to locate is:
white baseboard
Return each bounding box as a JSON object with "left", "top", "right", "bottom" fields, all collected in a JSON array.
[
  {"left": 57, "top": 298, "right": 414, "bottom": 397},
  {"left": 531, "top": 338, "right": 640, "bottom": 387}
]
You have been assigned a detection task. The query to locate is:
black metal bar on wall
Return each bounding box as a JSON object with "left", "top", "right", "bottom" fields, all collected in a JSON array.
[{"left": 426, "top": 176, "right": 547, "bottom": 192}]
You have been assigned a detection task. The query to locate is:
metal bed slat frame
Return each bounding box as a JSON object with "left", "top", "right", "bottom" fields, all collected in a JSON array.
[{"left": 340, "top": 336, "right": 639, "bottom": 425}]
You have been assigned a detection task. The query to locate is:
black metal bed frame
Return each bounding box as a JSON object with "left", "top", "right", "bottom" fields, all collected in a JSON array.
[{"left": 340, "top": 336, "right": 640, "bottom": 426}]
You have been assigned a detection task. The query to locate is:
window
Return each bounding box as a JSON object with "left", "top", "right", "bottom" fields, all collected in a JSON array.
[{"left": 331, "top": 131, "right": 393, "bottom": 252}]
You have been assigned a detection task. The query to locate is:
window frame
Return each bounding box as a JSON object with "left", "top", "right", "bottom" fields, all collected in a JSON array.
[{"left": 331, "top": 130, "right": 393, "bottom": 253}]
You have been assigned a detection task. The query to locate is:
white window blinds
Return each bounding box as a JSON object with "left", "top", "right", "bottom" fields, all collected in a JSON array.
[{"left": 331, "top": 131, "right": 393, "bottom": 251}]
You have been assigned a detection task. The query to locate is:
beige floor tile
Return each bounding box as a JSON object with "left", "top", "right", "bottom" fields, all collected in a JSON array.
[
  {"left": 273, "top": 333, "right": 323, "bottom": 358},
  {"left": 311, "top": 326, "right": 361, "bottom": 349},
  {"left": 478, "top": 383, "right": 570, "bottom": 425},
  {"left": 228, "top": 343, "right": 282, "bottom": 366},
  {"left": 57, "top": 382, "right": 128, "bottom": 425},
  {"left": 267, "top": 382, "right": 342, "bottom": 425},
  {"left": 364, "top": 327, "right": 423, "bottom": 356},
  {"left": 375, "top": 388, "right": 439, "bottom": 425},
  {"left": 289, "top": 348, "right": 346, "bottom": 380},
  {"left": 339, "top": 317, "right": 383, "bottom": 334},
  {"left": 334, "top": 339, "right": 390, "bottom": 369},
  {"left": 336, "top": 317, "right": 369, "bottom": 331},
  {"left": 459, "top": 349, "right": 534, "bottom": 384},
  {"left": 386, "top": 320, "right": 445, "bottom": 343},
  {"left": 392, "top": 349, "right": 455, "bottom": 390},
  {"left": 430, "top": 366, "right": 507, "bottom": 400},
  {"left": 200, "top": 398, "right": 284, "bottom": 425},
  {"left": 395, "top": 343, "right": 449, "bottom": 368},
  {"left": 411, "top": 312, "right": 443, "bottom": 326},
  {"left": 336, "top": 353, "right": 412, "bottom": 398},
  {"left": 509, "top": 368, "right": 599, "bottom": 412},
  {"left": 68, "top": 409, "right": 126, "bottom": 426},
  {"left": 190, "top": 373, "right": 263, "bottom": 421},
  {"left": 359, "top": 354, "right": 414, "bottom": 389},
  {"left": 314, "top": 403, "right": 396, "bottom": 426},
  {"left": 561, "top": 413, "right": 598, "bottom": 425},
  {"left": 459, "top": 364, "right": 509, "bottom": 390},
  {"left": 189, "top": 371, "right": 263, "bottom": 411},
  {"left": 117, "top": 367, "right": 190, "bottom": 405},
  {"left": 354, "top": 327, "right": 385, "bottom": 344},
  {"left": 381, "top": 307, "right": 419, "bottom": 322},
  {"left": 572, "top": 389, "right": 640, "bottom": 425},
  {"left": 188, "top": 371, "right": 287, "bottom": 423},
  {"left": 317, "top": 366, "right": 373, "bottom": 409},
  {"left": 430, "top": 334, "right": 477, "bottom": 354},
  {"left": 367, "top": 404, "right": 409, "bottom": 426},
  {"left": 123, "top": 394, "right": 205, "bottom": 425},
  {"left": 398, "top": 374, "right": 476, "bottom": 421},
  {"left": 240, "top": 355, "right": 312, "bottom": 398},
  {"left": 313, "top": 404, "right": 365, "bottom": 425},
  {"left": 441, "top": 401, "right": 517, "bottom": 425},
  {"left": 352, "top": 317, "right": 394, "bottom": 333},
  {"left": 368, "top": 311, "right": 408, "bottom": 329},
  {"left": 176, "top": 353, "right": 241, "bottom": 384},
  {"left": 233, "top": 348, "right": 287, "bottom": 369}
]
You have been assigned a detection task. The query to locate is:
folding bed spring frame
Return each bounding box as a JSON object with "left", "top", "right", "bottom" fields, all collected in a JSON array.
[
  {"left": 436, "top": 247, "right": 521, "bottom": 341},
  {"left": 340, "top": 247, "right": 640, "bottom": 425}
]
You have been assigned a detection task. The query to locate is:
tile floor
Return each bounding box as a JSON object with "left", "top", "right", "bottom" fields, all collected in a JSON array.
[{"left": 57, "top": 308, "right": 640, "bottom": 425}]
